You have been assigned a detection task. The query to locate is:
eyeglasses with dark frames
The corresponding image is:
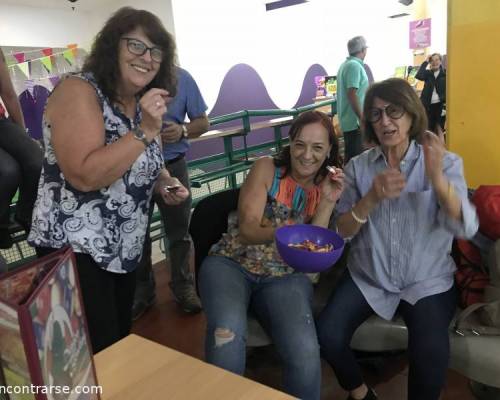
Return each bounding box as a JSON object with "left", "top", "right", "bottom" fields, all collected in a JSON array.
[
  {"left": 367, "top": 104, "right": 405, "bottom": 123},
  {"left": 121, "top": 37, "right": 163, "bottom": 63}
]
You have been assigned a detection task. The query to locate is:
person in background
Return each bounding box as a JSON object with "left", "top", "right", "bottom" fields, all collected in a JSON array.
[
  {"left": 415, "top": 53, "right": 446, "bottom": 133},
  {"left": 199, "top": 111, "right": 344, "bottom": 400},
  {"left": 317, "top": 78, "right": 478, "bottom": 400},
  {"left": 28, "top": 7, "right": 189, "bottom": 353},
  {"left": 336, "top": 36, "right": 369, "bottom": 163},
  {"left": 0, "top": 48, "right": 42, "bottom": 249},
  {"left": 133, "top": 66, "right": 209, "bottom": 318}
]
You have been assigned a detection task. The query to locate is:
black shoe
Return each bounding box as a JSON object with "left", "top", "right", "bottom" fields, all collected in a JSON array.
[
  {"left": 169, "top": 282, "right": 202, "bottom": 314},
  {"left": 0, "top": 228, "right": 13, "bottom": 249},
  {"left": 131, "top": 293, "right": 156, "bottom": 321},
  {"left": 347, "top": 387, "right": 377, "bottom": 400}
]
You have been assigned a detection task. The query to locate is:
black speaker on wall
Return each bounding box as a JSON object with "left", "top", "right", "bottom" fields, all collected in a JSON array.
[{"left": 398, "top": 0, "right": 413, "bottom": 5}]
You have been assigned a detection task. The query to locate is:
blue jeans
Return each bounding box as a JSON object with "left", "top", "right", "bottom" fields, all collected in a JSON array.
[
  {"left": 317, "top": 270, "right": 457, "bottom": 400},
  {"left": 198, "top": 256, "right": 321, "bottom": 400}
]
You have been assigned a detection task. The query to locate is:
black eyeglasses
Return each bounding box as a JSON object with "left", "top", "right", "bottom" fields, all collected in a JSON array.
[
  {"left": 367, "top": 104, "right": 405, "bottom": 123},
  {"left": 121, "top": 37, "right": 163, "bottom": 63}
]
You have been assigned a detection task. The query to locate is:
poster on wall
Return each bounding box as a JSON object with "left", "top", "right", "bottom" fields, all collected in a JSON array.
[
  {"left": 314, "top": 75, "right": 326, "bottom": 97},
  {"left": 406, "top": 66, "right": 419, "bottom": 86},
  {"left": 409, "top": 18, "right": 431, "bottom": 49},
  {"left": 324, "top": 76, "right": 337, "bottom": 96},
  {"left": 394, "top": 66, "right": 407, "bottom": 79}
]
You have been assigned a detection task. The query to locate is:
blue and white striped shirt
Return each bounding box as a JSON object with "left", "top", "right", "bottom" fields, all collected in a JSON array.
[{"left": 336, "top": 140, "right": 478, "bottom": 320}]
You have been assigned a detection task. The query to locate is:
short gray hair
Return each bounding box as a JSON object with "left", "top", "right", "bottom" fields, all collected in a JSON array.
[{"left": 347, "top": 36, "right": 367, "bottom": 56}]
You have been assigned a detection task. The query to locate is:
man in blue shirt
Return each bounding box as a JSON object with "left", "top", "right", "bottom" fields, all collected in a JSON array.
[
  {"left": 336, "top": 36, "right": 369, "bottom": 163},
  {"left": 134, "top": 67, "right": 209, "bottom": 316}
]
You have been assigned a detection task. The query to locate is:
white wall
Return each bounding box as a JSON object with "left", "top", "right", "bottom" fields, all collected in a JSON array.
[
  {"left": 0, "top": 4, "right": 95, "bottom": 48},
  {"left": 427, "top": 0, "right": 447, "bottom": 55},
  {"left": 171, "top": 0, "right": 434, "bottom": 110}
]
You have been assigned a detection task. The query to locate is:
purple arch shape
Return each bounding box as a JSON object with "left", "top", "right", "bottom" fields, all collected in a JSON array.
[
  {"left": 191, "top": 63, "right": 280, "bottom": 160},
  {"left": 208, "top": 63, "right": 278, "bottom": 119}
]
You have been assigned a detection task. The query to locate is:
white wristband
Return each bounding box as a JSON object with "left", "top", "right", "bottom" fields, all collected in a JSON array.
[{"left": 351, "top": 208, "right": 367, "bottom": 224}]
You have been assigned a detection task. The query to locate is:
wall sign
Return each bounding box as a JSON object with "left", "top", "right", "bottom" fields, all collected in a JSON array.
[{"left": 409, "top": 18, "right": 431, "bottom": 49}]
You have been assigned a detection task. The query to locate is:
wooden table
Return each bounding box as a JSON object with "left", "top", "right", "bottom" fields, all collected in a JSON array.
[{"left": 95, "top": 334, "right": 294, "bottom": 400}]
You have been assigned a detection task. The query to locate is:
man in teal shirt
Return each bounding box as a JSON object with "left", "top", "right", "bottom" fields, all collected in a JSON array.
[{"left": 337, "top": 36, "right": 369, "bottom": 162}]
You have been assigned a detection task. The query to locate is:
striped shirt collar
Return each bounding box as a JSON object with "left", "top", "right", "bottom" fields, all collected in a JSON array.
[{"left": 369, "top": 139, "right": 421, "bottom": 165}]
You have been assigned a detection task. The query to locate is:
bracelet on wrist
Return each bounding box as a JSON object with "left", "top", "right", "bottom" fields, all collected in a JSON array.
[
  {"left": 447, "top": 182, "right": 455, "bottom": 200},
  {"left": 351, "top": 208, "right": 367, "bottom": 224},
  {"left": 179, "top": 124, "right": 188, "bottom": 141},
  {"left": 132, "top": 125, "right": 150, "bottom": 147}
]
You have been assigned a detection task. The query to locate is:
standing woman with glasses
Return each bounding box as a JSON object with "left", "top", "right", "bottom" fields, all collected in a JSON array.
[
  {"left": 317, "top": 78, "right": 478, "bottom": 400},
  {"left": 28, "top": 7, "right": 189, "bottom": 353}
]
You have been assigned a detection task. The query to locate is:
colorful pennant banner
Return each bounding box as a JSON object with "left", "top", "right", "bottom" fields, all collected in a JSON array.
[
  {"left": 7, "top": 44, "right": 78, "bottom": 66},
  {"left": 6, "top": 44, "right": 80, "bottom": 79}
]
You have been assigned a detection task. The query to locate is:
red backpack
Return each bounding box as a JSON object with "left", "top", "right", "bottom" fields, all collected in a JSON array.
[
  {"left": 473, "top": 185, "right": 500, "bottom": 240},
  {"left": 453, "top": 185, "right": 500, "bottom": 308},
  {"left": 454, "top": 239, "right": 489, "bottom": 308}
]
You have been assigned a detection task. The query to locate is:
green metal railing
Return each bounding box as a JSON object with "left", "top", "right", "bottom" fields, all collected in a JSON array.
[
  {"left": 1, "top": 99, "right": 337, "bottom": 267},
  {"left": 187, "top": 98, "right": 337, "bottom": 199}
]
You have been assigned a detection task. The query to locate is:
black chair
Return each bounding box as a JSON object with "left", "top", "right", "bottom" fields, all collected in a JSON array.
[
  {"left": 190, "top": 188, "right": 240, "bottom": 280},
  {"left": 189, "top": 188, "right": 273, "bottom": 346}
]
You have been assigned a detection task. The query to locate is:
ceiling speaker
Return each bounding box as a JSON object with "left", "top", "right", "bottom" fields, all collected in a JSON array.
[{"left": 398, "top": 0, "right": 413, "bottom": 5}]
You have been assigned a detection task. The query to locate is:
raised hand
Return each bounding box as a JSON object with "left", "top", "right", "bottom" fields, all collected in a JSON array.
[
  {"left": 320, "top": 166, "right": 345, "bottom": 203},
  {"left": 422, "top": 130, "right": 446, "bottom": 186},
  {"left": 371, "top": 168, "right": 406, "bottom": 201},
  {"left": 139, "top": 88, "right": 170, "bottom": 142},
  {"left": 160, "top": 121, "right": 183, "bottom": 144}
]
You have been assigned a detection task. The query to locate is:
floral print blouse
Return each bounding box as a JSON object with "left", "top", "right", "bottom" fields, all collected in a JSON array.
[{"left": 210, "top": 167, "right": 321, "bottom": 276}]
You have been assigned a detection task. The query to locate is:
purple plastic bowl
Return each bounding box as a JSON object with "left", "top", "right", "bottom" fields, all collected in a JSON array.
[{"left": 275, "top": 224, "right": 345, "bottom": 273}]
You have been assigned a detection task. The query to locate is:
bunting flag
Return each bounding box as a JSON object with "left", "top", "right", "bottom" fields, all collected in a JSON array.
[
  {"left": 13, "top": 52, "right": 25, "bottom": 64},
  {"left": 40, "top": 56, "right": 53, "bottom": 73},
  {"left": 67, "top": 43, "right": 78, "bottom": 57},
  {"left": 41, "top": 48, "right": 53, "bottom": 57},
  {"left": 48, "top": 76, "right": 60, "bottom": 88},
  {"left": 63, "top": 49, "right": 75, "bottom": 65},
  {"left": 17, "top": 62, "right": 30, "bottom": 78}
]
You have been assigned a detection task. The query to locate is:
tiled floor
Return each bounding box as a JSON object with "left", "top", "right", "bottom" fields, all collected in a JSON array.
[{"left": 132, "top": 261, "right": 478, "bottom": 400}]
